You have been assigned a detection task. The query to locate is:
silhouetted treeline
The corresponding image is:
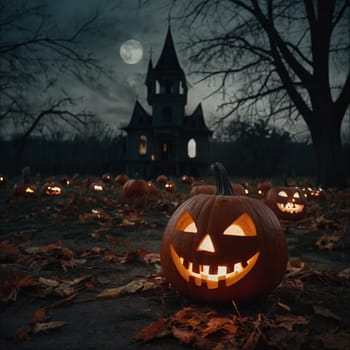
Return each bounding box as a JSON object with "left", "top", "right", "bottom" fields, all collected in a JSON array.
[{"left": 2, "top": 133, "right": 348, "bottom": 179}]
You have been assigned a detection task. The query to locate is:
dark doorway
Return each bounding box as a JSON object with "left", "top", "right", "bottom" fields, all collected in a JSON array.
[{"left": 160, "top": 140, "right": 174, "bottom": 161}]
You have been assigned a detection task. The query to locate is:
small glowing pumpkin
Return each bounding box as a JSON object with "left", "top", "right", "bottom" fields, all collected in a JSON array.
[
  {"left": 13, "top": 184, "right": 37, "bottom": 197},
  {"left": 41, "top": 183, "right": 63, "bottom": 196},
  {"left": 264, "top": 187, "right": 307, "bottom": 221},
  {"left": 101, "top": 173, "right": 112, "bottom": 183},
  {"left": 164, "top": 181, "right": 176, "bottom": 192},
  {"left": 256, "top": 181, "right": 272, "bottom": 197},
  {"left": 160, "top": 162, "right": 287, "bottom": 302},
  {"left": 181, "top": 175, "right": 194, "bottom": 185},
  {"left": 90, "top": 182, "right": 104, "bottom": 192}
]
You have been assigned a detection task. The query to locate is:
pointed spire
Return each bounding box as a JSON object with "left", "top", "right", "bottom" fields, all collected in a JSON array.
[
  {"left": 145, "top": 55, "right": 154, "bottom": 85},
  {"left": 154, "top": 26, "right": 184, "bottom": 74}
]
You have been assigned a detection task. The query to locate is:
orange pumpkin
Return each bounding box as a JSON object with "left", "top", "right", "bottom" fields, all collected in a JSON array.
[
  {"left": 160, "top": 162, "right": 287, "bottom": 302},
  {"left": 189, "top": 183, "right": 246, "bottom": 197},
  {"left": 181, "top": 175, "right": 194, "bottom": 184},
  {"left": 122, "top": 179, "right": 149, "bottom": 198},
  {"left": 264, "top": 187, "right": 307, "bottom": 221},
  {"left": 231, "top": 183, "right": 247, "bottom": 196},
  {"left": 41, "top": 183, "right": 64, "bottom": 196},
  {"left": 101, "top": 173, "right": 112, "bottom": 183},
  {"left": 164, "top": 180, "right": 176, "bottom": 192},
  {"left": 156, "top": 175, "right": 168, "bottom": 184},
  {"left": 189, "top": 184, "right": 215, "bottom": 197},
  {"left": 256, "top": 181, "right": 272, "bottom": 197},
  {"left": 147, "top": 181, "right": 158, "bottom": 195},
  {"left": 115, "top": 174, "right": 129, "bottom": 186},
  {"left": 90, "top": 182, "right": 104, "bottom": 192},
  {"left": 13, "top": 184, "right": 37, "bottom": 197}
]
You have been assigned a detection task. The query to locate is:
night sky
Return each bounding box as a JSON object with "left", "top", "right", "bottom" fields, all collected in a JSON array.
[
  {"left": 2, "top": 0, "right": 349, "bottom": 141},
  {"left": 35, "top": 0, "right": 219, "bottom": 135}
]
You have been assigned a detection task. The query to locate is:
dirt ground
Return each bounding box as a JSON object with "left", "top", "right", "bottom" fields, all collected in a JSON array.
[{"left": 0, "top": 177, "right": 349, "bottom": 349}]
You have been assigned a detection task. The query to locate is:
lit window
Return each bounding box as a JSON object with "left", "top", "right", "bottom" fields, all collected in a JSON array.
[
  {"left": 139, "top": 135, "right": 147, "bottom": 155},
  {"left": 156, "top": 80, "right": 160, "bottom": 94},
  {"left": 187, "top": 138, "right": 196, "bottom": 158}
]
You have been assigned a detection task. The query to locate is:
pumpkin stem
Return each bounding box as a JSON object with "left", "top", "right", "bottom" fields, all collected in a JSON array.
[{"left": 211, "top": 162, "right": 235, "bottom": 195}]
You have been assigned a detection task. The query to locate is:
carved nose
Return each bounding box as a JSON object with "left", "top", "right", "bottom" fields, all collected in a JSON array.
[{"left": 197, "top": 234, "right": 215, "bottom": 253}]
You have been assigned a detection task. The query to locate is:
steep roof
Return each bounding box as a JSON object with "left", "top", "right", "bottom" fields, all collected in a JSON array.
[
  {"left": 183, "top": 103, "right": 213, "bottom": 135},
  {"left": 154, "top": 26, "right": 185, "bottom": 75},
  {"left": 122, "top": 100, "right": 152, "bottom": 131},
  {"left": 145, "top": 57, "right": 154, "bottom": 85}
]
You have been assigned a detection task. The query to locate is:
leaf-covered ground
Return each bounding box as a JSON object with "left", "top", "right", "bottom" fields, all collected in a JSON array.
[{"left": 0, "top": 175, "right": 349, "bottom": 350}]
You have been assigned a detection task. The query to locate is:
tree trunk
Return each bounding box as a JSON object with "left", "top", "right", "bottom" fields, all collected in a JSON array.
[{"left": 309, "top": 114, "right": 347, "bottom": 189}]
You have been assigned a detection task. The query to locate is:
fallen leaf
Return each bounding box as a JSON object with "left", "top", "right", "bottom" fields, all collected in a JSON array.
[
  {"left": 201, "top": 317, "right": 237, "bottom": 336},
  {"left": 16, "top": 326, "right": 32, "bottom": 341},
  {"left": 275, "top": 302, "right": 291, "bottom": 313},
  {"left": 312, "top": 305, "right": 342, "bottom": 322},
  {"left": 33, "top": 321, "right": 67, "bottom": 334},
  {"left": 337, "top": 267, "right": 350, "bottom": 279},
  {"left": 315, "top": 233, "right": 343, "bottom": 250},
  {"left": 141, "top": 252, "right": 161, "bottom": 264},
  {"left": 96, "top": 278, "right": 158, "bottom": 299},
  {"left": 172, "top": 327, "right": 215, "bottom": 349},
  {"left": 120, "top": 218, "right": 135, "bottom": 227},
  {"left": 275, "top": 314, "right": 309, "bottom": 331},
  {"left": 29, "top": 307, "right": 49, "bottom": 324},
  {"left": 0, "top": 240, "right": 19, "bottom": 262},
  {"left": 132, "top": 318, "right": 169, "bottom": 342},
  {"left": 38, "top": 277, "right": 59, "bottom": 288}
]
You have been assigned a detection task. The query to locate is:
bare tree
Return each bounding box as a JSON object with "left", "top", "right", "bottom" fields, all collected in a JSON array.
[
  {"left": 172, "top": 0, "right": 349, "bottom": 188},
  {"left": 0, "top": 0, "right": 109, "bottom": 165}
]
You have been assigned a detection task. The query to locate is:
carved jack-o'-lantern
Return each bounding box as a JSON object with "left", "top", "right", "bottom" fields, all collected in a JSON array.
[
  {"left": 164, "top": 181, "right": 176, "bottom": 192},
  {"left": 41, "top": 183, "right": 63, "bottom": 196},
  {"left": 13, "top": 184, "right": 37, "bottom": 197},
  {"left": 101, "top": 173, "right": 112, "bottom": 183},
  {"left": 60, "top": 176, "right": 72, "bottom": 186},
  {"left": 264, "top": 187, "right": 306, "bottom": 221},
  {"left": 90, "top": 182, "right": 104, "bottom": 192},
  {"left": 160, "top": 162, "right": 287, "bottom": 302}
]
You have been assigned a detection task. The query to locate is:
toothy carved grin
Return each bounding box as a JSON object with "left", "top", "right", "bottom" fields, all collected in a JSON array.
[
  {"left": 277, "top": 203, "right": 304, "bottom": 213},
  {"left": 170, "top": 245, "right": 259, "bottom": 289}
]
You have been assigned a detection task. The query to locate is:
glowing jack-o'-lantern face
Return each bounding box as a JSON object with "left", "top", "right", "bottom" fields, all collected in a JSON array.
[
  {"left": 42, "top": 184, "right": 63, "bottom": 196},
  {"left": 13, "top": 184, "right": 37, "bottom": 197},
  {"left": 170, "top": 210, "right": 260, "bottom": 290},
  {"left": 264, "top": 187, "right": 306, "bottom": 221},
  {"left": 161, "top": 163, "right": 287, "bottom": 302}
]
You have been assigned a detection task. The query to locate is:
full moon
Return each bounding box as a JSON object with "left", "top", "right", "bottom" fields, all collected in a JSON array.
[{"left": 120, "top": 39, "right": 143, "bottom": 64}]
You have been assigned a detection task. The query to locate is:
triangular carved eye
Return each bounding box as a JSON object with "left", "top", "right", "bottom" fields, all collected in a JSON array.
[
  {"left": 293, "top": 192, "right": 300, "bottom": 198},
  {"left": 176, "top": 211, "right": 198, "bottom": 233},
  {"left": 278, "top": 191, "right": 288, "bottom": 197},
  {"left": 223, "top": 213, "right": 256, "bottom": 237}
]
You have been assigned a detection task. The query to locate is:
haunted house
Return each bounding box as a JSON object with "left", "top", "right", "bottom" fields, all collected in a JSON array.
[{"left": 123, "top": 27, "right": 212, "bottom": 178}]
